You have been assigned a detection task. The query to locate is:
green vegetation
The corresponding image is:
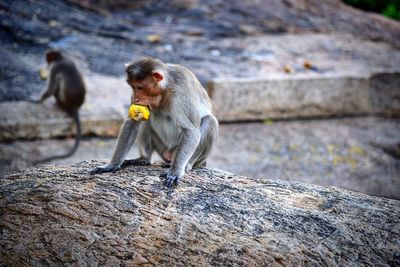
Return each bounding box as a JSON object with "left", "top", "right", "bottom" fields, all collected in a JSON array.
[{"left": 343, "top": 0, "right": 400, "bottom": 20}]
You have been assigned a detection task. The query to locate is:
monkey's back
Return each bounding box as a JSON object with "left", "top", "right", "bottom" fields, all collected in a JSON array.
[
  {"left": 166, "top": 63, "right": 213, "bottom": 126},
  {"left": 53, "top": 59, "right": 86, "bottom": 111}
]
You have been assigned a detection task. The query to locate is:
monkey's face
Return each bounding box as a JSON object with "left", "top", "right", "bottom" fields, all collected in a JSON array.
[{"left": 128, "top": 76, "right": 163, "bottom": 110}]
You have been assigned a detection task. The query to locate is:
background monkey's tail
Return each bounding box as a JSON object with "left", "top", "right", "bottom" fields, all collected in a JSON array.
[{"left": 33, "top": 111, "right": 81, "bottom": 165}]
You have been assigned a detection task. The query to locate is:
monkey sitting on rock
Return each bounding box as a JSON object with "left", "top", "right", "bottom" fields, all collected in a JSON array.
[
  {"left": 33, "top": 49, "right": 86, "bottom": 164},
  {"left": 90, "top": 58, "right": 218, "bottom": 187}
]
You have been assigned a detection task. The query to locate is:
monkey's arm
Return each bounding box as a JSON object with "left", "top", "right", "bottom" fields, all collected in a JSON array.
[
  {"left": 36, "top": 67, "right": 59, "bottom": 103},
  {"left": 89, "top": 119, "right": 139, "bottom": 174},
  {"left": 163, "top": 127, "right": 201, "bottom": 187}
]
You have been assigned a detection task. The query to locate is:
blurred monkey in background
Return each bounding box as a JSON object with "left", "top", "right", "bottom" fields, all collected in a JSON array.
[{"left": 33, "top": 49, "right": 86, "bottom": 163}]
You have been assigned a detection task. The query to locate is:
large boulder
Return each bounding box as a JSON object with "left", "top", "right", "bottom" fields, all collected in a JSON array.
[{"left": 1, "top": 161, "right": 399, "bottom": 265}]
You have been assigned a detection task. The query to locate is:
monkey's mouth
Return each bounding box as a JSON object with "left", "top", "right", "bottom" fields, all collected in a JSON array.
[{"left": 135, "top": 102, "right": 152, "bottom": 111}]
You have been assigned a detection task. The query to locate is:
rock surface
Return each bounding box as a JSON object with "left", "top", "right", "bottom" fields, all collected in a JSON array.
[
  {"left": 2, "top": 1, "right": 400, "bottom": 101},
  {"left": 209, "top": 75, "right": 370, "bottom": 121},
  {"left": 1, "top": 117, "right": 399, "bottom": 199},
  {"left": 1, "top": 33, "right": 400, "bottom": 140},
  {"left": 206, "top": 33, "right": 400, "bottom": 121},
  {"left": 2, "top": 0, "right": 400, "bottom": 137},
  {"left": 1, "top": 161, "right": 399, "bottom": 265}
]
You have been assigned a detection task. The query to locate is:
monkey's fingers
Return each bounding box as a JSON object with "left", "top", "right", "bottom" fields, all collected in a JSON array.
[
  {"left": 89, "top": 167, "right": 103, "bottom": 175},
  {"left": 89, "top": 164, "right": 120, "bottom": 175},
  {"left": 163, "top": 173, "right": 179, "bottom": 187}
]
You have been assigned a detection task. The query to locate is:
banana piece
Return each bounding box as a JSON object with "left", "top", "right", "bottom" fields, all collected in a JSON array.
[
  {"left": 128, "top": 104, "right": 150, "bottom": 121},
  {"left": 39, "top": 68, "right": 48, "bottom": 80}
]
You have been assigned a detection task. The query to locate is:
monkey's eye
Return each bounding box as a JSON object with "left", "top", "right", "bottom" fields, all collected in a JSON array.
[{"left": 136, "top": 86, "right": 144, "bottom": 90}]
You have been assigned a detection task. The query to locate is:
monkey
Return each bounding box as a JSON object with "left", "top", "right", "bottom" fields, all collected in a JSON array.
[
  {"left": 90, "top": 58, "right": 218, "bottom": 187},
  {"left": 33, "top": 49, "right": 86, "bottom": 164}
]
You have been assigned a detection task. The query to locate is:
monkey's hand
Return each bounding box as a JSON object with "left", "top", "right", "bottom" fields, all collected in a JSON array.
[
  {"left": 160, "top": 170, "right": 180, "bottom": 187},
  {"left": 89, "top": 163, "right": 121, "bottom": 175}
]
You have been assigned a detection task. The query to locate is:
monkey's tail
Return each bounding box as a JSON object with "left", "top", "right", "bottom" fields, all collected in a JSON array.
[{"left": 33, "top": 111, "right": 81, "bottom": 165}]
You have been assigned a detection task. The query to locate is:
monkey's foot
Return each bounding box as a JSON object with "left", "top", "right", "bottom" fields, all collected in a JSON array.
[
  {"left": 121, "top": 158, "right": 150, "bottom": 167},
  {"left": 160, "top": 172, "right": 179, "bottom": 187},
  {"left": 89, "top": 164, "right": 120, "bottom": 175}
]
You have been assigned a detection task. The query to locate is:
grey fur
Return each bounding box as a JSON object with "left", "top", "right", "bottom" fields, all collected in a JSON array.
[{"left": 90, "top": 58, "right": 218, "bottom": 187}]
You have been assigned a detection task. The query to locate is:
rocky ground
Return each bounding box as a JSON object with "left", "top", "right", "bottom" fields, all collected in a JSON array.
[
  {"left": 1, "top": 0, "right": 399, "bottom": 202},
  {"left": 2, "top": 117, "right": 399, "bottom": 200},
  {"left": 1, "top": 0, "right": 400, "bottom": 101},
  {"left": 1, "top": 161, "right": 399, "bottom": 266}
]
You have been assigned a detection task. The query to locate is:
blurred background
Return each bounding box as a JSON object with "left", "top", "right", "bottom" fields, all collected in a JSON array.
[{"left": 0, "top": 0, "right": 399, "bottom": 199}]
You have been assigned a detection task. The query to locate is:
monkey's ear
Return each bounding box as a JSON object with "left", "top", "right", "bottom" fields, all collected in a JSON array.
[{"left": 152, "top": 71, "right": 164, "bottom": 82}]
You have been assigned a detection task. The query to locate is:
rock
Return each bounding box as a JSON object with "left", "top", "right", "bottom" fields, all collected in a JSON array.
[
  {"left": 208, "top": 75, "right": 370, "bottom": 121},
  {"left": 1, "top": 117, "right": 399, "bottom": 199},
  {"left": 203, "top": 32, "right": 400, "bottom": 121},
  {"left": 226, "top": 0, "right": 400, "bottom": 48},
  {"left": 238, "top": 24, "right": 264, "bottom": 35},
  {"left": 369, "top": 73, "right": 400, "bottom": 114},
  {"left": 1, "top": 161, "right": 399, "bottom": 265},
  {"left": 2, "top": 33, "right": 399, "bottom": 139},
  {"left": 208, "top": 72, "right": 400, "bottom": 121}
]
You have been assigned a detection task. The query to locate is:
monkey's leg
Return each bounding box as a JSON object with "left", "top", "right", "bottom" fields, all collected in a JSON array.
[
  {"left": 147, "top": 126, "right": 175, "bottom": 168},
  {"left": 34, "top": 68, "right": 59, "bottom": 103},
  {"left": 186, "top": 115, "right": 218, "bottom": 172},
  {"left": 162, "top": 128, "right": 201, "bottom": 187},
  {"left": 90, "top": 119, "right": 139, "bottom": 174},
  {"left": 122, "top": 123, "right": 174, "bottom": 168}
]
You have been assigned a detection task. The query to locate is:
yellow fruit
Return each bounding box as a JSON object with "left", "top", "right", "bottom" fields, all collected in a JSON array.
[
  {"left": 39, "top": 68, "right": 48, "bottom": 80},
  {"left": 128, "top": 104, "right": 150, "bottom": 121}
]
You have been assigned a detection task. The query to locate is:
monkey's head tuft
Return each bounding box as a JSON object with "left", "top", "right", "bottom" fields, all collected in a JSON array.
[
  {"left": 45, "top": 49, "right": 64, "bottom": 63},
  {"left": 125, "top": 58, "right": 166, "bottom": 80}
]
